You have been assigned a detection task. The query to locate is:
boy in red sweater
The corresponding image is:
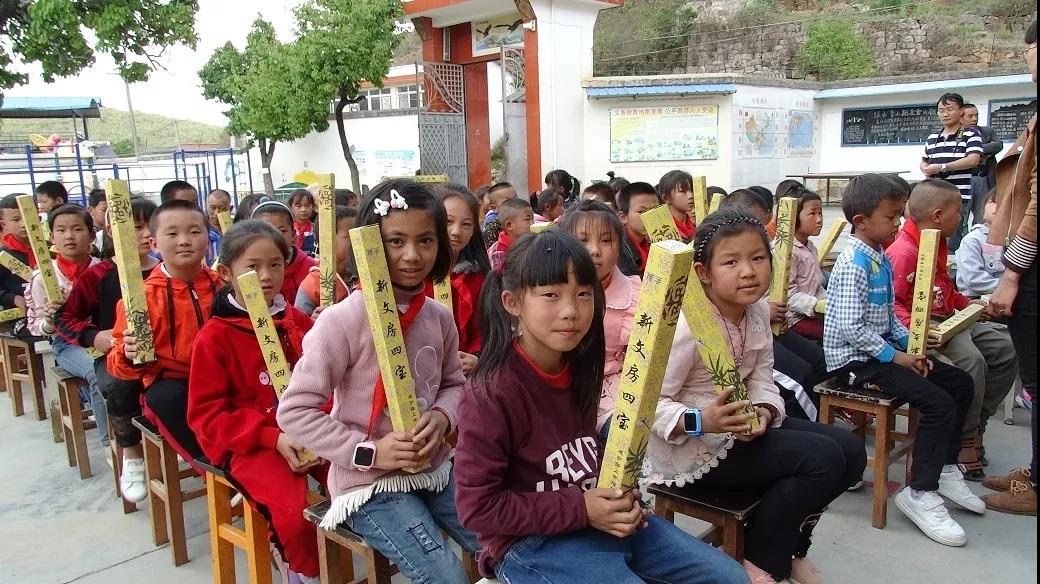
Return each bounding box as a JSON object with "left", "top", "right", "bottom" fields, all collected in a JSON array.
[
  {"left": 107, "top": 200, "right": 220, "bottom": 481},
  {"left": 886, "top": 179, "right": 1018, "bottom": 480},
  {"left": 251, "top": 201, "right": 317, "bottom": 304}
]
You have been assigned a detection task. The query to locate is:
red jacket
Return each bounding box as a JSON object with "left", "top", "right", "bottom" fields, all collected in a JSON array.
[
  {"left": 424, "top": 268, "right": 486, "bottom": 355},
  {"left": 107, "top": 264, "right": 222, "bottom": 386},
  {"left": 885, "top": 218, "right": 971, "bottom": 327},
  {"left": 283, "top": 247, "right": 318, "bottom": 307},
  {"left": 187, "top": 291, "right": 313, "bottom": 465}
]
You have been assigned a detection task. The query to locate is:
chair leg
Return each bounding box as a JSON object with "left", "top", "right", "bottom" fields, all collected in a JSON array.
[
  {"left": 66, "top": 381, "right": 92, "bottom": 479},
  {"left": 159, "top": 441, "right": 189, "bottom": 566},
  {"left": 143, "top": 437, "right": 170, "bottom": 546},
  {"left": 4, "top": 346, "right": 24, "bottom": 417},
  {"left": 722, "top": 517, "right": 745, "bottom": 562},
  {"left": 653, "top": 496, "right": 675, "bottom": 522},
  {"left": 243, "top": 501, "right": 273, "bottom": 584},
  {"left": 207, "top": 473, "right": 237, "bottom": 584},
  {"left": 819, "top": 395, "right": 834, "bottom": 425},
  {"left": 27, "top": 352, "right": 46, "bottom": 421},
  {"left": 317, "top": 532, "right": 353, "bottom": 584},
  {"left": 57, "top": 378, "right": 77, "bottom": 467},
  {"left": 365, "top": 549, "right": 393, "bottom": 584},
  {"left": 871, "top": 407, "right": 892, "bottom": 529}
]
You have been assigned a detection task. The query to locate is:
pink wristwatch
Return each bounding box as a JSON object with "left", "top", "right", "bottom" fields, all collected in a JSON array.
[{"left": 352, "top": 441, "right": 377, "bottom": 471}]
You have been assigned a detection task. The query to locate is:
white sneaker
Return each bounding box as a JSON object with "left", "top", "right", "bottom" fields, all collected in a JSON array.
[
  {"left": 120, "top": 457, "right": 148, "bottom": 503},
  {"left": 938, "top": 464, "right": 986, "bottom": 514},
  {"left": 894, "top": 487, "right": 966, "bottom": 546}
]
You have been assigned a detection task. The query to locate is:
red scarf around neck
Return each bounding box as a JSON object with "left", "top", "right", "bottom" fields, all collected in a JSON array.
[
  {"left": 366, "top": 291, "right": 427, "bottom": 436},
  {"left": 3, "top": 234, "right": 36, "bottom": 268},
  {"left": 55, "top": 255, "right": 91, "bottom": 283},
  {"left": 496, "top": 230, "right": 514, "bottom": 254},
  {"left": 674, "top": 213, "right": 695, "bottom": 241},
  {"left": 293, "top": 220, "right": 313, "bottom": 249},
  {"left": 626, "top": 226, "right": 650, "bottom": 271}
]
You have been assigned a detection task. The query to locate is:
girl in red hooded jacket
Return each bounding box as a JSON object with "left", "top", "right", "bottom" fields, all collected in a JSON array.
[{"left": 187, "top": 219, "right": 325, "bottom": 583}]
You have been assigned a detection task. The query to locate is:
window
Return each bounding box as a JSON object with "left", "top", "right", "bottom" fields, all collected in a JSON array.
[{"left": 397, "top": 84, "right": 420, "bottom": 109}]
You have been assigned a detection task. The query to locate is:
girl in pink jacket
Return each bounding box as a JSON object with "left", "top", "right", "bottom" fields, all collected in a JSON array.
[{"left": 559, "top": 200, "right": 642, "bottom": 433}]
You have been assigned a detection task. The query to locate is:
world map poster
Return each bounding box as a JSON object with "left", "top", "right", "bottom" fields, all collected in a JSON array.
[
  {"left": 785, "top": 110, "right": 815, "bottom": 156},
  {"left": 736, "top": 107, "right": 778, "bottom": 159}
]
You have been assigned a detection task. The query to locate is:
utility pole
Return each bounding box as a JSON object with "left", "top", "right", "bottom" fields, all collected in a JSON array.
[{"left": 124, "top": 79, "right": 140, "bottom": 158}]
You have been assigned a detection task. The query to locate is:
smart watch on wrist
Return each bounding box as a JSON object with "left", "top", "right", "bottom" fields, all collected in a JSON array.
[
  {"left": 352, "top": 441, "right": 377, "bottom": 471},
  {"left": 683, "top": 408, "right": 704, "bottom": 437}
]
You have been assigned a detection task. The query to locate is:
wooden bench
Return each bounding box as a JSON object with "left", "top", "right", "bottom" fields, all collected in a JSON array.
[
  {"left": 648, "top": 483, "right": 761, "bottom": 561},
  {"left": 304, "top": 499, "right": 481, "bottom": 584},
  {"left": 197, "top": 457, "right": 274, "bottom": 584},
  {"left": 815, "top": 378, "right": 918, "bottom": 529},
  {"left": 133, "top": 415, "right": 206, "bottom": 566},
  {"left": 0, "top": 334, "right": 46, "bottom": 420},
  {"left": 54, "top": 367, "right": 95, "bottom": 479}
]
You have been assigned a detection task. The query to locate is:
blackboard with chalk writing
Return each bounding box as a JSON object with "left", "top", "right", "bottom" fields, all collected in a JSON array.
[
  {"left": 841, "top": 105, "right": 937, "bottom": 146},
  {"left": 988, "top": 98, "right": 1037, "bottom": 142}
]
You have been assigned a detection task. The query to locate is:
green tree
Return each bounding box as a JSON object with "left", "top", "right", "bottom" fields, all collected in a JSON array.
[
  {"left": 797, "top": 21, "right": 876, "bottom": 81},
  {"left": 0, "top": 0, "right": 198, "bottom": 98},
  {"left": 199, "top": 18, "right": 330, "bottom": 196},
  {"left": 294, "top": 0, "right": 403, "bottom": 192}
]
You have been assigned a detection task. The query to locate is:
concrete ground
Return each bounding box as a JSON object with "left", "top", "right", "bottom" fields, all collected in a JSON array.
[{"left": 1, "top": 389, "right": 1035, "bottom": 584}]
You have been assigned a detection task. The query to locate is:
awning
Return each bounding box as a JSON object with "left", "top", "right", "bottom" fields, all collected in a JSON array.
[
  {"left": 0, "top": 97, "right": 102, "bottom": 119},
  {"left": 585, "top": 83, "right": 736, "bottom": 99}
]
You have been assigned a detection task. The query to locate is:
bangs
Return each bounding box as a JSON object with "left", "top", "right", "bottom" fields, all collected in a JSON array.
[
  {"left": 510, "top": 231, "right": 599, "bottom": 289},
  {"left": 569, "top": 212, "right": 623, "bottom": 244}
]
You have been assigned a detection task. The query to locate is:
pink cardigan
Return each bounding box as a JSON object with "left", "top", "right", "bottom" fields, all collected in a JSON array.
[
  {"left": 598, "top": 266, "right": 642, "bottom": 429},
  {"left": 276, "top": 285, "right": 465, "bottom": 527},
  {"left": 785, "top": 238, "right": 826, "bottom": 329},
  {"left": 646, "top": 300, "right": 785, "bottom": 487},
  {"left": 25, "top": 257, "right": 100, "bottom": 336}
]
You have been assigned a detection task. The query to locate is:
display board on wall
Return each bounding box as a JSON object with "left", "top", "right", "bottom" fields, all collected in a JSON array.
[
  {"left": 988, "top": 98, "right": 1037, "bottom": 142},
  {"left": 786, "top": 110, "right": 815, "bottom": 156},
  {"left": 472, "top": 13, "right": 524, "bottom": 57},
  {"left": 609, "top": 105, "right": 719, "bottom": 163},
  {"left": 841, "top": 104, "right": 937, "bottom": 146}
]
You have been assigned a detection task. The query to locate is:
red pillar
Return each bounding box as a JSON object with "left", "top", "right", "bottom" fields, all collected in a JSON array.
[
  {"left": 523, "top": 27, "right": 542, "bottom": 195},
  {"left": 463, "top": 64, "right": 491, "bottom": 189}
]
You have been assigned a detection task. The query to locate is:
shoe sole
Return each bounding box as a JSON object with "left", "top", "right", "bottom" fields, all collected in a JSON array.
[
  {"left": 938, "top": 487, "right": 987, "bottom": 515},
  {"left": 894, "top": 493, "right": 967, "bottom": 547},
  {"left": 985, "top": 506, "right": 1037, "bottom": 516}
]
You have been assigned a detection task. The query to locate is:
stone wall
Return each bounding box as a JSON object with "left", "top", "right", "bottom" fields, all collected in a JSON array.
[{"left": 683, "top": 13, "right": 1035, "bottom": 78}]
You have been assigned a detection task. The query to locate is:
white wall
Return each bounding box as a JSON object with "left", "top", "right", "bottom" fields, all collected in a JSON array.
[
  {"left": 729, "top": 84, "right": 820, "bottom": 190},
  {"left": 582, "top": 94, "right": 733, "bottom": 188},
  {"left": 817, "top": 81, "right": 1033, "bottom": 179},
  {"left": 249, "top": 113, "right": 420, "bottom": 192}
]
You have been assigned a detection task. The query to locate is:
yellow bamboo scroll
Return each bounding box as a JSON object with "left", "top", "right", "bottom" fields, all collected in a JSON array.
[
  {"left": 238, "top": 270, "right": 317, "bottom": 463},
  {"left": 817, "top": 218, "right": 847, "bottom": 265},
  {"left": 209, "top": 211, "right": 234, "bottom": 269},
  {"left": 692, "top": 176, "right": 708, "bottom": 226},
  {"left": 0, "top": 307, "right": 25, "bottom": 323},
  {"left": 350, "top": 224, "right": 428, "bottom": 473},
  {"left": 769, "top": 197, "right": 797, "bottom": 335},
  {"left": 907, "top": 228, "right": 941, "bottom": 355},
  {"left": 432, "top": 278, "right": 452, "bottom": 311},
  {"left": 708, "top": 192, "right": 723, "bottom": 215},
  {"left": 530, "top": 222, "right": 554, "bottom": 233},
  {"left": 931, "top": 303, "right": 985, "bottom": 347},
  {"left": 682, "top": 271, "right": 759, "bottom": 430},
  {"left": 0, "top": 251, "right": 33, "bottom": 282},
  {"left": 640, "top": 204, "right": 680, "bottom": 243},
  {"left": 599, "top": 241, "right": 693, "bottom": 491},
  {"left": 16, "top": 195, "right": 62, "bottom": 303},
  {"left": 317, "top": 173, "right": 338, "bottom": 308},
  {"left": 105, "top": 180, "right": 156, "bottom": 364}
]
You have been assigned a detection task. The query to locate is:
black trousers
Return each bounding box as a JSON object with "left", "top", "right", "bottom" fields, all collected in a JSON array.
[
  {"left": 695, "top": 418, "right": 866, "bottom": 580},
  {"left": 143, "top": 378, "right": 203, "bottom": 461},
  {"left": 1007, "top": 261, "right": 1037, "bottom": 481},
  {"left": 831, "top": 358, "right": 973, "bottom": 491},
  {"left": 97, "top": 360, "right": 144, "bottom": 449},
  {"left": 773, "top": 330, "right": 829, "bottom": 419}
]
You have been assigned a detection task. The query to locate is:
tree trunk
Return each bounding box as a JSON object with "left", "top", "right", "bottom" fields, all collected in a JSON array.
[
  {"left": 258, "top": 137, "right": 276, "bottom": 197},
  {"left": 336, "top": 87, "right": 362, "bottom": 193}
]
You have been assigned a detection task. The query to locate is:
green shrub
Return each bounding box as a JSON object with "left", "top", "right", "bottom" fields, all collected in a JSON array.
[{"left": 797, "top": 20, "right": 876, "bottom": 80}]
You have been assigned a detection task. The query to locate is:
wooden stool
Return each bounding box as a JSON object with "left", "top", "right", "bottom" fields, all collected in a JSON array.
[
  {"left": 107, "top": 414, "right": 138, "bottom": 514},
  {"left": 305, "top": 499, "right": 481, "bottom": 584},
  {"left": 0, "top": 334, "right": 46, "bottom": 420},
  {"left": 198, "top": 457, "right": 273, "bottom": 584},
  {"left": 648, "top": 483, "right": 761, "bottom": 561},
  {"left": 54, "top": 367, "right": 95, "bottom": 479},
  {"left": 37, "top": 341, "right": 66, "bottom": 443},
  {"left": 816, "top": 378, "right": 919, "bottom": 529},
  {"left": 133, "top": 416, "right": 206, "bottom": 566}
]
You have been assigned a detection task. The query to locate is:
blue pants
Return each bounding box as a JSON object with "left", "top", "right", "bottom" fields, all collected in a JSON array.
[
  {"left": 348, "top": 470, "right": 478, "bottom": 584},
  {"left": 51, "top": 337, "right": 108, "bottom": 447},
  {"left": 495, "top": 515, "right": 749, "bottom": 584}
]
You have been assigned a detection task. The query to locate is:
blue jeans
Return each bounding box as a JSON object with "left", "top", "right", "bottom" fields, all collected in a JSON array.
[
  {"left": 52, "top": 337, "right": 108, "bottom": 447},
  {"left": 348, "top": 470, "right": 478, "bottom": 584},
  {"left": 495, "top": 515, "right": 749, "bottom": 584}
]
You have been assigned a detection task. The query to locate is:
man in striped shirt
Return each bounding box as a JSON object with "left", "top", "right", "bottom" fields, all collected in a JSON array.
[{"left": 921, "top": 92, "right": 983, "bottom": 251}]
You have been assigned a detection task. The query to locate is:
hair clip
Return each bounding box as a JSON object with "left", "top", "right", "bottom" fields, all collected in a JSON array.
[
  {"left": 389, "top": 189, "right": 408, "bottom": 210},
  {"left": 373, "top": 199, "right": 391, "bottom": 217}
]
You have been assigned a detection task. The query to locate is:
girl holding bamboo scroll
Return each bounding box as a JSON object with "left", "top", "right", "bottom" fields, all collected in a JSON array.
[
  {"left": 647, "top": 209, "right": 866, "bottom": 584},
  {"left": 187, "top": 220, "right": 323, "bottom": 584},
  {"left": 454, "top": 230, "right": 746, "bottom": 584},
  {"left": 277, "top": 180, "right": 477, "bottom": 584}
]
